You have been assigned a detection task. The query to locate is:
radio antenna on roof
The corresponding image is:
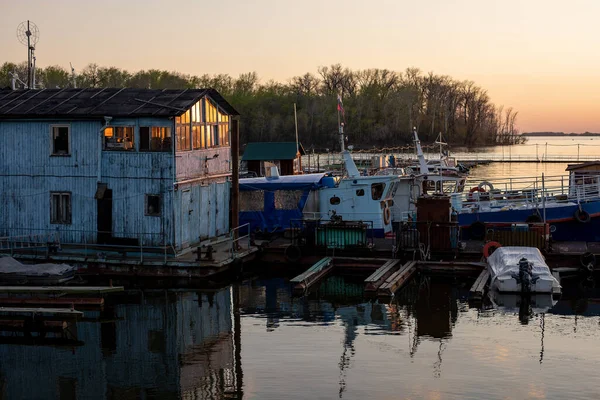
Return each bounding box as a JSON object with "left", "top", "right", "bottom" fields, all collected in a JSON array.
[
  {"left": 16, "top": 20, "right": 40, "bottom": 89},
  {"left": 70, "top": 63, "right": 77, "bottom": 88}
]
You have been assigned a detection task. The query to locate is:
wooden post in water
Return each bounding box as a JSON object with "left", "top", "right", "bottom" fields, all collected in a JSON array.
[
  {"left": 231, "top": 118, "right": 240, "bottom": 233},
  {"left": 542, "top": 173, "right": 546, "bottom": 224}
]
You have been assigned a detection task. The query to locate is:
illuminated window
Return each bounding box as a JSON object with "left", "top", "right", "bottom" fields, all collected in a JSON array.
[
  {"left": 104, "top": 127, "right": 134, "bottom": 151},
  {"left": 192, "top": 125, "right": 202, "bottom": 149},
  {"left": 191, "top": 100, "right": 205, "bottom": 149},
  {"left": 192, "top": 101, "right": 202, "bottom": 123},
  {"left": 140, "top": 127, "right": 171, "bottom": 152},
  {"left": 175, "top": 110, "right": 191, "bottom": 151}
]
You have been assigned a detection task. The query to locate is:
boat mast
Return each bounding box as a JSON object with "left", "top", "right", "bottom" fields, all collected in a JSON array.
[
  {"left": 413, "top": 128, "right": 429, "bottom": 175},
  {"left": 337, "top": 94, "right": 360, "bottom": 177},
  {"left": 294, "top": 103, "right": 300, "bottom": 173},
  {"left": 337, "top": 94, "right": 345, "bottom": 152}
]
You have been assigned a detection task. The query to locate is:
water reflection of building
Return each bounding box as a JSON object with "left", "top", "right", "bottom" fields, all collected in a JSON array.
[{"left": 0, "top": 289, "right": 242, "bottom": 400}]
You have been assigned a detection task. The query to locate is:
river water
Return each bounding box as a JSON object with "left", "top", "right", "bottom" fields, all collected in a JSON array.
[
  {"left": 1, "top": 275, "right": 599, "bottom": 400},
  {"left": 3, "top": 138, "right": 599, "bottom": 399}
]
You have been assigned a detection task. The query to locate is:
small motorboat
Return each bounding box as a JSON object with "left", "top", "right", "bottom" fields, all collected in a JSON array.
[
  {"left": 0, "top": 256, "right": 76, "bottom": 285},
  {"left": 487, "top": 246, "right": 560, "bottom": 294}
]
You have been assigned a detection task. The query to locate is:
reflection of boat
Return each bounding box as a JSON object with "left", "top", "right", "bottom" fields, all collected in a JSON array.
[
  {"left": 487, "top": 247, "right": 560, "bottom": 294},
  {"left": 0, "top": 256, "right": 76, "bottom": 285},
  {"left": 490, "top": 290, "right": 557, "bottom": 314}
]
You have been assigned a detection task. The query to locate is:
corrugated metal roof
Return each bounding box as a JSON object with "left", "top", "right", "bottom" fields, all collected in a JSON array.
[
  {"left": 566, "top": 161, "right": 600, "bottom": 171},
  {"left": 242, "top": 142, "right": 305, "bottom": 161},
  {"left": 0, "top": 88, "right": 239, "bottom": 118}
]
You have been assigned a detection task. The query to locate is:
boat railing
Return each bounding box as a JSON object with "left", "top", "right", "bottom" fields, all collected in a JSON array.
[
  {"left": 302, "top": 211, "right": 388, "bottom": 220},
  {"left": 458, "top": 174, "right": 600, "bottom": 208},
  {"left": 230, "top": 223, "right": 251, "bottom": 258},
  {"left": 0, "top": 227, "right": 174, "bottom": 263}
]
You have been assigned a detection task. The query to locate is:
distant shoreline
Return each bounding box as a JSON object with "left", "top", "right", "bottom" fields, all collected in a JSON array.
[{"left": 523, "top": 132, "right": 600, "bottom": 137}]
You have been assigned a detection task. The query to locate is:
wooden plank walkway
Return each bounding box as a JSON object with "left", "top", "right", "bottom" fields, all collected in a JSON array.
[
  {"left": 0, "top": 297, "right": 104, "bottom": 308},
  {"left": 364, "top": 260, "right": 401, "bottom": 295},
  {"left": 0, "top": 307, "right": 83, "bottom": 317},
  {"left": 378, "top": 261, "right": 418, "bottom": 298},
  {"left": 291, "top": 257, "right": 334, "bottom": 295},
  {"left": 0, "top": 286, "right": 124, "bottom": 294},
  {"left": 469, "top": 269, "right": 490, "bottom": 301}
]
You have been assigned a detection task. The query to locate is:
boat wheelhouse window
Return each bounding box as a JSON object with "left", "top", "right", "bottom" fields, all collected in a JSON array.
[
  {"left": 50, "top": 192, "right": 71, "bottom": 224},
  {"left": 330, "top": 196, "right": 341, "bottom": 205},
  {"left": 140, "top": 127, "right": 172, "bottom": 152},
  {"left": 356, "top": 189, "right": 365, "bottom": 196},
  {"left": 104, "top": 127, "right": 134, "bottom": 151},
  {"left": 145, "top": 194, "right": 161, "bottom": 216},
  {"left": 422, "top": 179, "right": 435, "bottom": 194},
  {"left": 371, "top": 183, "right": 386, "bottom": 200},
  {"left": 436, "top": 180, "right": 457, "bottom": 194},
  {"left": 51, "top": 125, "right": 70, "bottom": 155}
]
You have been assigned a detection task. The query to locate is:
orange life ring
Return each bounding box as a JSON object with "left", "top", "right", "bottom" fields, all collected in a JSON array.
[
  {"left": 468, "top": 187, "right": 486, "bottom": 201},
  {"left": 383, "top": 205, "right": 392, "bottom": 225},
  {"left": 483, "top": 241, "right": 502, "bottom": 258}
]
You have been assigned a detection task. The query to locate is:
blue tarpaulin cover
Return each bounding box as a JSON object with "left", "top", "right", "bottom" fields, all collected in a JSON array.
[{"left": 239, "top": 173, "right": 327, "bottom": 232}]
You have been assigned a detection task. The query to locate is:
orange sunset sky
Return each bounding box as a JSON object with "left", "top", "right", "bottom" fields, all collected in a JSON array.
[{"left": 1, "top": 0, "right": 599, "bottom": 133}]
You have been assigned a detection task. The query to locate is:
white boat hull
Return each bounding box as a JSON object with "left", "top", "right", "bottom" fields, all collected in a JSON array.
[{"left": 494, "top": 275, "right": 555, "bottom": 293}]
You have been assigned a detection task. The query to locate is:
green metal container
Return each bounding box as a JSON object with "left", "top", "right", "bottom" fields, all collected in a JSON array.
[{"left": 316, "top": 225, "right": 368, "bottom": 249}]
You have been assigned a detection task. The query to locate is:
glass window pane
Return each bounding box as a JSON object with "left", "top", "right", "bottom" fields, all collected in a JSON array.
[
  {"left": 104, "top": 126, "right": 134, "bottom": 151},
  {"left": 193, "top": 125, "right": 200, "bottom": 149},
  {"left": 206, "top": 125, "right": 212, "bottom": 147}
]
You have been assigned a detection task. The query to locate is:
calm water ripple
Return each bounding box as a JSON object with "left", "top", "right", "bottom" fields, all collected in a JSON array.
[{"left": 0, "top": 274, "right": 599, "bottom": 399}]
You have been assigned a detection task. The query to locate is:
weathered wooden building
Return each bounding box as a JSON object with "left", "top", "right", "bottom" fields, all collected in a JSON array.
[
  {"left": 242, "top": 142, "right": 304, "bottom": 176},
  {"left": 0, "top": 88, "right": 238, "bottom": 252}
]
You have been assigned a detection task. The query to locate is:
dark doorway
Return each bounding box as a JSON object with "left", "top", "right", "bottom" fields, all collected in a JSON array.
[{"left": 97, "top": 189, "right": 113, "bottom": 244}]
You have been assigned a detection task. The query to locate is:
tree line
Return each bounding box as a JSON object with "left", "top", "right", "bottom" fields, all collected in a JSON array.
[{"left": 0, "top": 61, "right": 524, "bottom": 149}]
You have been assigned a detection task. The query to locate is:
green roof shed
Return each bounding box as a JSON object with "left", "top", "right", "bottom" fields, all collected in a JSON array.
[{"left": 242, "top": 142, "right": 305, "bottom": 161}]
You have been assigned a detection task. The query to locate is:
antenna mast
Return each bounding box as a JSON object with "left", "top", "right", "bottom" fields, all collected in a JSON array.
[
  {"left": 70, "top": 63, "right": 77, "bottom": 88},
  {"left": 16, "top": 20, "right": 40, "bottom": 89}
]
